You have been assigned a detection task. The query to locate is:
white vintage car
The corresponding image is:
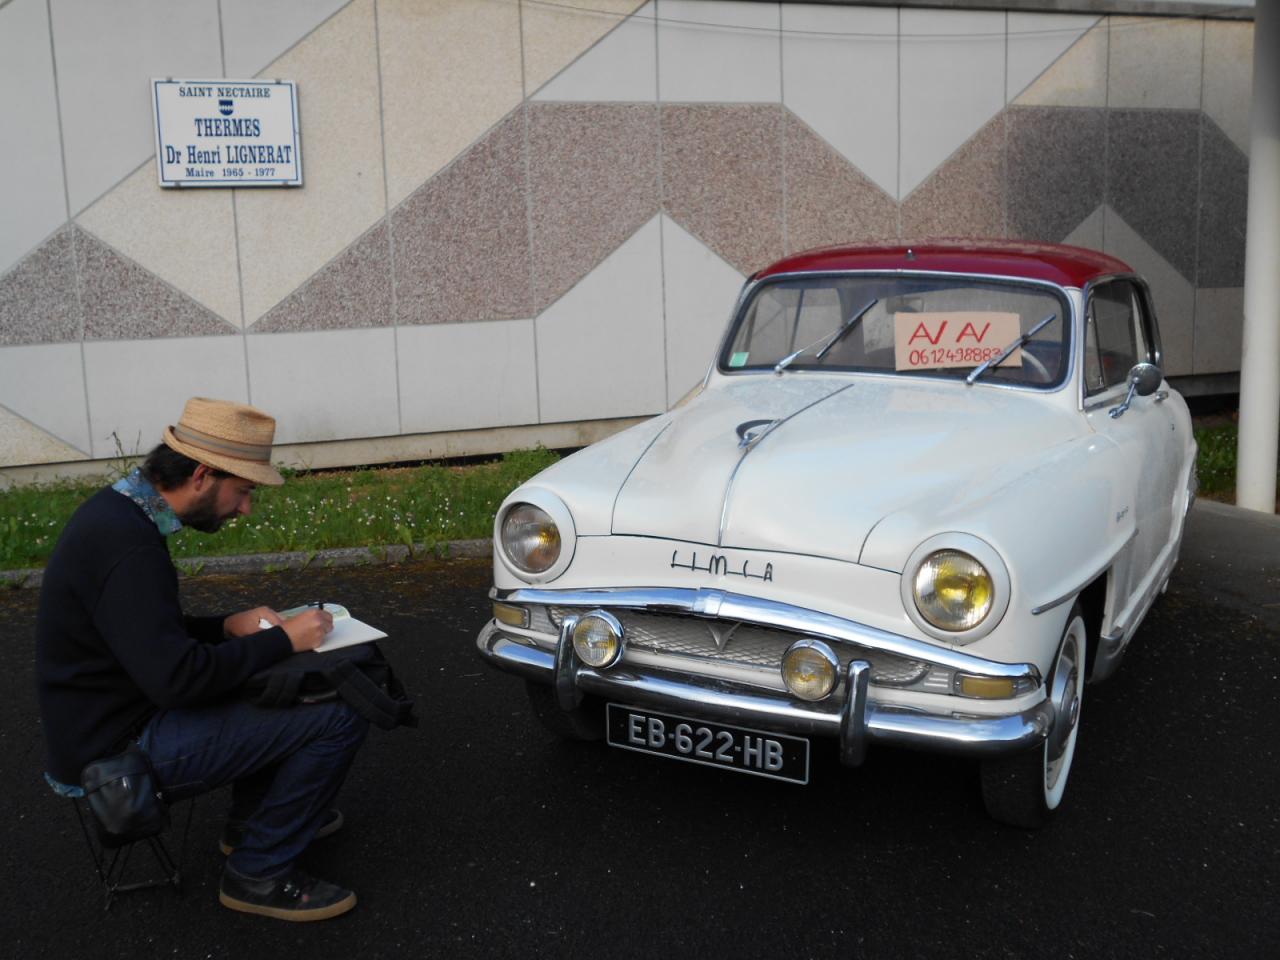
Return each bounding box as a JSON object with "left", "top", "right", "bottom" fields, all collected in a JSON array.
[{"left": 477, "top": 241, "right": 1197, "bottom": 827}]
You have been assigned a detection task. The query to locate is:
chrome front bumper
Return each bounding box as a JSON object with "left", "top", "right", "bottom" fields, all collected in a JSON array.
[{"left": 477, "top": 619, "right": 1054, "bottom": 766}]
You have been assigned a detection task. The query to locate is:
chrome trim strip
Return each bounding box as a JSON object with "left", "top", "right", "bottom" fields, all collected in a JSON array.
[
  {"left": 1030, "top": 531, "right": 1134, "bottom": 615},
  {"left": 478, "top": 624, "right": 1052, "bottom": 759},
  {"left": 716, "top": 383, "right": 855, "bottom": 546},
  {"left": 493, "top": 586, "right": 1040, "bottom": 683}
]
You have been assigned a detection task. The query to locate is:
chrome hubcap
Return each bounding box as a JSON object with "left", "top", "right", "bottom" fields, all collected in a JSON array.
[{"left": 1045, "top": 622, "right": 1084, "bottom": 793}]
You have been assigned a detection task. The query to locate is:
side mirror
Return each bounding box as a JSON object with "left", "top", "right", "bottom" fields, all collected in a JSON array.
[
  {"left": 1129, "top": 362, "right": 1163, "bottom": 397},
  {"left": 1108, "top": 362, "right": 1164, "bottom": 419}
]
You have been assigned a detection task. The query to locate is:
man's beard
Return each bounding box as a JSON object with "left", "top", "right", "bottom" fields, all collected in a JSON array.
[{"left": 180, "top": 486, "right": 228, "bottom": 533}]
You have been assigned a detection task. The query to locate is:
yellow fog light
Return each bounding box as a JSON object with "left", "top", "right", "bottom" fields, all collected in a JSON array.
[
  {"left": 956, "top": 674, "right": 1017, "bottom": 699},
  {"left": 781, "top": 640, "right": 839, "bottom": 701},
  {"left": 571, "top": 611, "right": 623, "bottom": 668},
  {"left": 493, "top": 602, "right": 529, "bottom": 628},
  {"left": 912, "top": 550, "right": 994, "bottom": 632}
]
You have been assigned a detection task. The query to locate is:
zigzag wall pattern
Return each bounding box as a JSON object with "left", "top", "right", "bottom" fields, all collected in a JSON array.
[{"left": 0, "top": 2, "right": 1255, "bottom": 471}]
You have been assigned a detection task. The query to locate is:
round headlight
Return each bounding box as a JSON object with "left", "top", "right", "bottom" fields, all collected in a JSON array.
[
  {"left": 572, "top": 612, "right": 623, "bottom": 668},
  {"left": 912, "top": 549, "right": 994, "bottom": 631},
  {"left": 781, "top": 640, "right": 839, "bottom": 701},
  {"left": 501, "top": 503, "right": 561, "bottom": 574}
]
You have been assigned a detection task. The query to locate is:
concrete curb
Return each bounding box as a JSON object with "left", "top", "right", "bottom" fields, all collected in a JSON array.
[{"left": 1, "top": 538, "right": 492, "bottom": 591}]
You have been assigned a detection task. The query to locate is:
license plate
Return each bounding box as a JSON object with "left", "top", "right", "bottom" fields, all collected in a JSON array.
[{"left": 606, "top": 704, "right": 810, "bottom": 785}]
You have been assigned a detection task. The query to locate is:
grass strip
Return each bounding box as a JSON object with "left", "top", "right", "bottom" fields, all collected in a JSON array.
[
  {"left": 0, "top": 426, "right": 1269, "bottom": 572},
  {"left": 1192, "top": 423, "right": 1241, "bottom": 499},
  {"left": 0, "top": 447, "right": 560, "bottom": 571}
]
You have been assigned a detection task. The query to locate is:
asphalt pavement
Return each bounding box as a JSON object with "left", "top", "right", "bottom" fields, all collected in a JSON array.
[{"left": 2, "top": 500, "right": 1277, "bottom": 959}]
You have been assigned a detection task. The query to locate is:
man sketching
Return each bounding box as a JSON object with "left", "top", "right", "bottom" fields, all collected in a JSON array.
[{"left": 37, "top": 397, "right": 365, "bottom": 922}]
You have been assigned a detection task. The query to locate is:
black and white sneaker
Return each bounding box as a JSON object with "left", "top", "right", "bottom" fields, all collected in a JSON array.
[{"left": 219, "top": 865, "right": 356, "bottom": 922}]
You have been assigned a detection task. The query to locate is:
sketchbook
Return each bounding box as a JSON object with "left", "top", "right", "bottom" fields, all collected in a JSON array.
[{"left": 260, "top": 603, "right": 388, "bottom": 654}]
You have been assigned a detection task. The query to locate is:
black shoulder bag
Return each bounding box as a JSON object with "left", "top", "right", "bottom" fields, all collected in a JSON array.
[
  {"left": 80, "top": 745, "right": 169, "bottom": 848},
  {"left": 243, "top": 641, "right": 417, "bottom": 730}
]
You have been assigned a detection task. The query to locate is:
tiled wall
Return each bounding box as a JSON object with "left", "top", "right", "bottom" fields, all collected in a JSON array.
[{"left": 0, "top": 0, "right": 1254, "bottom": 471}]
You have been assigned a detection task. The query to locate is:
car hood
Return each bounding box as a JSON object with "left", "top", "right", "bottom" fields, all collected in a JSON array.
[{"left": 609, "top": 375, "right": 1087, "bottom": 566}]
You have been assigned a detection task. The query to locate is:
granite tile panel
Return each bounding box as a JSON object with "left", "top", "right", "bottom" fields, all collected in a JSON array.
[
  {"left": 657, "top": 0, "right": 780, "bottom": 104},
  {"left": 83, "top": 336, "right": 249, "bottom": 458},
  {"left": 781, "top": 3, "right": 898, "bottom": 199},
  {"left": 50, "top": 0, "right": 223, "bottom": 215},
  {"left": 536, "top": 216, "right": 665, "bottom": 424},
  {"left": 75, "top": 227, "right": 237, "bottom": 340},
  {"left": 1006, "top": 13, "right": 1100, "bottom": 105},
  {"left": 252, "top": 222, "right": 393, "bottom": 333},
  {"left": 1105, "top": 109, "right": 1200, "bottom": 284},
  {"left": 1006, "top": 106, "right": 1106, "bottom": 244},
  {"left": 1202, "top": 20, "right": 1254, "bottom": 156},
  {"left": 0, "top": 343, "right": 92, "bottom": 456},
  {"left": 898, "top": 9, "right": 1006, "bottom": 198},
  {"left": 528, "top": 103, "right": 660, "bottom": 312},
  {"left": 783, "top": 112, "right": 897, "bottom": 254},
  {"left": 379, "top": 0, "right": 523, "bottom": 208},
  {"left": 660, "top": 104, "right": 783, "bottom": 275},
  {"left": 1193, "top": 287, "right": 1244, "bottom": 375},
  {"left": 661, "top": 214, "right": 744, "bottom": 408},
  {"left": 522, "top": 0, "right": 647, "bottom": 96},
  {"left": 1108, "top": 16, "right": 1203, "bottom": 110},
  {"left": 77, "top": 165, "right": 242, "bottom": 326},
  {"left": 397, "top": 319, "right": 539, "bottom": 433},
  {"left": 1101, "top": 205, "right": 1194, "bottom": 376},
  {"left": 1014, "top": 17, "right": 1108, "bottom": 108},
  {"left": 0, "top": 405, "right": 88, "bottom": 466},
  {"left": 220, "top": 0, "right": 352, "bottom": 77},
  {"left": 1063, "top": 204, "right": 1105, "bottom": 252},
  {"left": 246, "top": 328, "right": 399, "bottom": 444},
  {"left": 901, "top": 116, "right": 1006, "bottom": 241},
  {"left": 392, "top": 112, "right": 531, "bottom": 325},
  {"left": 0, "top": 227, "right": 81, "bottom": 346},
  {"left": 0, "top": 0, "right": 69, "bottom": 276},
  {"left": 533, "top": 0, "right": 656, "bottom": 103},
  {"left": 236, "top": 0, "right": 386, "bottom": 324},
  {"left": 1197, "top": 117, "right": 1250, "bottom": 290}
]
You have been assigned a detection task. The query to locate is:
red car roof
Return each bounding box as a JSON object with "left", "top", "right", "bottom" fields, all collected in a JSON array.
[{"left": 755, "top": 239, "right": 1134, "bottom": 289}]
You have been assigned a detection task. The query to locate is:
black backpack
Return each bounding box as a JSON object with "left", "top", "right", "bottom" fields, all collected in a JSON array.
[{"left": 244, "top": 642, "right": 417, "bottom": 730}]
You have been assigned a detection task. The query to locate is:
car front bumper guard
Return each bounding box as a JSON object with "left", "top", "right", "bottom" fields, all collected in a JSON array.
[{"left": 477, "top": 620, "right": 1054, "bottom": 766}]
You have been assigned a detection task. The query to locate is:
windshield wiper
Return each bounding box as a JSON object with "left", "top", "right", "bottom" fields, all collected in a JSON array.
[
  {"left": 774, "top": 298, "right": 878, "bottom": 375},
  {"left": 964, "top": 312, "right": 1056, "bottom": 385}
]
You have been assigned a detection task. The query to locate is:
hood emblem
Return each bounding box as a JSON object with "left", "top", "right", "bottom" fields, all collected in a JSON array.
[
  {"left": 705, "top": 622, "right": 741, "bottom": 652},
  {"left": 736, "top": 419, "right": 777, "bottom": 450}
]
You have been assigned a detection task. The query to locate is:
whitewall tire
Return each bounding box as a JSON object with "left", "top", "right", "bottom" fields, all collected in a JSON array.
[{"left": 980, "top": 604, "right": 1087, "bottom": 828}]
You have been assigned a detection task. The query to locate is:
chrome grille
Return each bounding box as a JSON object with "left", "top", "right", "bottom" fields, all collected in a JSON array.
[{"left": 548, "top": 606, "right": 926, "bottom": 686}]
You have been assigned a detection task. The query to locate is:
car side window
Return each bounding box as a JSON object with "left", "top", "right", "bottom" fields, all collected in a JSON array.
[{"left": 1085, "top": 281, "right": 1149, "bottom": 397}]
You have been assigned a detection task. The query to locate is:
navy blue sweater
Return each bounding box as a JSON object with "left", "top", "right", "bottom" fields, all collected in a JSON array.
[{"left": 36, "top": 487, "right": 293, "bottom": 784}]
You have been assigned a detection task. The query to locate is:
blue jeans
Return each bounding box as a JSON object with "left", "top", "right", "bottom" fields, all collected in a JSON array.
[{"left": 138, "top": 698, "right": 368, "bottom": 880}]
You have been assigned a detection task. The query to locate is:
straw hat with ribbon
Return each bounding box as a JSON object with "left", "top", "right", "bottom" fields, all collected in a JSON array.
[{"left": 162, "top": 397, "right": 285, "bottom": 487}]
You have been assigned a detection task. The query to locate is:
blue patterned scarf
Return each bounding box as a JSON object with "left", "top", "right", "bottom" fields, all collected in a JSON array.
[{"left": 112, "top": 468, "right": 183, "bottom": 536}]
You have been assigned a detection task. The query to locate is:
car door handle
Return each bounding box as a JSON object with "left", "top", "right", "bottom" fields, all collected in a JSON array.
[{"left": 1153, "top": 390, "right": 1169, "bottom": 403}]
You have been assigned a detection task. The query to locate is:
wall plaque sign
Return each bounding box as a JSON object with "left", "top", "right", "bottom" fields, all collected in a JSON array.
[{"left": 152, "top": 79, "right": 302, "bottom": 187}]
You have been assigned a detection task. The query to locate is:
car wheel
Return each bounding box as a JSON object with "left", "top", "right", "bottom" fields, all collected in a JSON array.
[
  {"left": 525, "top": 680, "right": 605, "bottom": 741},
  {"left": 980, "top": 603, "right": 1086, "bottom": 828}
]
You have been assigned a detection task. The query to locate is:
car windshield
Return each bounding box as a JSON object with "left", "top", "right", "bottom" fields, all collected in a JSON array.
[{"left": 721, "top": 274, "right": 1072, "bottom": 388}]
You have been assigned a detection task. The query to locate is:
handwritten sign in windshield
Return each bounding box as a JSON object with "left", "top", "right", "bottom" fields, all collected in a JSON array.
[{"left": 893, "top": 311, "right": 1022, "bottom": 371}]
